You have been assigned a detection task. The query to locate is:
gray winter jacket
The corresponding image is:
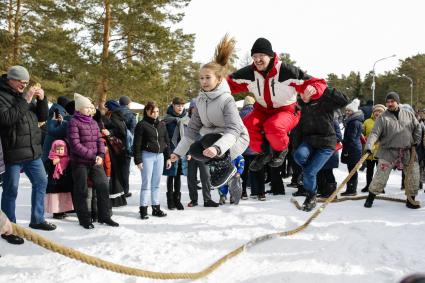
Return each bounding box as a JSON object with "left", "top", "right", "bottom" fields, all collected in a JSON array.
[
  {"left": 365, "top": 108, "right": 421, "bottom": 164},
  {"left": 174, "top": 80, "right": 249, "bottom": 160}
]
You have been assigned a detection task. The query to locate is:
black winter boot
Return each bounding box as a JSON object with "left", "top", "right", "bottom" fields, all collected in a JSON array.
[
  {"left": 318, "top": 183, "right": 337, "bottom": 199},
  {"left": 406, "top": 196, "right": 421, "bottom": 209},
  {"left": 292, "top": 184, "right": 307, "bottom": 197},
  {"left": 204, "top": 199, "right": 219, "bottom": 207},
  {"left": 268, "top": 150, "right": 288, "bottom": 168},
  {"left": 166, "top": 192, "right": 176, "bottom": 210},
  {"left": 341, "top": 179, "right": 358, "bottom": 196},
  {"left": 207, "top": 153, "right": 236, "bottom": 188},
  {"left": 139, "top": 206, "right": 149, "bottom": 220},
  {"left": 302, "top": 192, "right": 317, "bottom": 212},
  {"left": 173, "top": 192, "right": 184, "bottom": 210},
  {"left": 98, "top": 218, "right": 119, "bottom": 227},
  {"left": 152, "top": 205, "right": 167, "bottom": 217},
  {"left": 364, "top": 192, "right": 376, "bottom": 208}
]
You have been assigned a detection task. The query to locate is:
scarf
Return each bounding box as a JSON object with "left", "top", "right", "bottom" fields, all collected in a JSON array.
[
  {"left": 74, "top": 111, "right": 93, "bottom": 123},
  {"left": 48, "top": 140, "right": 70, "bottom": 179}
]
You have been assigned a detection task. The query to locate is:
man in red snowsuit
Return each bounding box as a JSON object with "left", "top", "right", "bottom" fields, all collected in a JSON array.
[{"left": 227, "top": 38, "right": 327, "bottom": 171}]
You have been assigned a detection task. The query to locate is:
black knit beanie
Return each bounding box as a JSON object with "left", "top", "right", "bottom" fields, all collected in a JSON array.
[
  {"left": 385, "top": 91, "right": 400, "bottom": 104},
  {"left": 251, "top": 38, "right": 274, "bottom": 57}
]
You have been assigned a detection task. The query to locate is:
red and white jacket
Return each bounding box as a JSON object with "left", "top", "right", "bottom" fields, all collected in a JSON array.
[{"left": 227, "top": 54, "right": 327, "bottom": 109}]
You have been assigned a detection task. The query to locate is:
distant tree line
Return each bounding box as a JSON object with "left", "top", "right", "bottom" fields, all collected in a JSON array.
[{"left": 1, "top": 1, "right": 424, "bottom": 110}]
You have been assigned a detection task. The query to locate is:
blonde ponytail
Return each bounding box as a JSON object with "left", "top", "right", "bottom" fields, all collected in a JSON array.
[{"left": 202, "top": 34, "right": 236, "bottom": 80}]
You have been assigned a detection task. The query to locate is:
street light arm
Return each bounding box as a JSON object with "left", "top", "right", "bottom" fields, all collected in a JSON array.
[
  {"left": 372, "top": 54, "right": 397, "bottom": 72},
  {"left": 371, "top": 54, "right": 396, "bottom": 106},
  {"left": 400, "top": 74, "right": 413, "bottom": 84},
  {"left": 398, "top": 74, "right": 414, "bottom": 106}
]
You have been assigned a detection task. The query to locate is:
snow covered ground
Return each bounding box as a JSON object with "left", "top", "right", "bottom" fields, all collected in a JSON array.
[{"left": 1, "top": 162, "right": 424, "bottom": 283}]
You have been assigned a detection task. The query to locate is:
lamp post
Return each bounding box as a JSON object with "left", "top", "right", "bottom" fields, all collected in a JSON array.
[
  {"left": 371, "top": 54, "right": 396, "bottom": 105},
  {"left": 398, "top": 74, "right": 413, "bottom": 106}
]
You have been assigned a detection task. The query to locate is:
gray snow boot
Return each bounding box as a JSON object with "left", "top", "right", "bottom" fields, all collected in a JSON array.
[{"left": 228, "top": 175, "right": 243, "bottom": 205}]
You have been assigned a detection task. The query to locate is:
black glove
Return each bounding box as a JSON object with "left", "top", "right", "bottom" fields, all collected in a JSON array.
[{"left": 365, "top": 149, "right": 372, "bottom": 155}]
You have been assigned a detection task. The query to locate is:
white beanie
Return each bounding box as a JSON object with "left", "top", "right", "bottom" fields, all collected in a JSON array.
[
  {"left": 346, "top": 98, "right": 360, "bottom": 112},
  {"left": 74, "top": 93, "right": 92, "bottom": 111}
]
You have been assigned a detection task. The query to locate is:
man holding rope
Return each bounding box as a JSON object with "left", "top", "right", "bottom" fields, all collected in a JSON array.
[{"left": 364, "top": 92, "right": 422, "bottom": 209}]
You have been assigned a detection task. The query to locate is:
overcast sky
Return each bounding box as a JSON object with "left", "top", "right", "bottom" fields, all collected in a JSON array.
[{"left": 178, "top": 0, "right": 425, "bottom": 78}]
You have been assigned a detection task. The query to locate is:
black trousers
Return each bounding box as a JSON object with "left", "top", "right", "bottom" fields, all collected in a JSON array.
[
  {"left": 365, "top": 160, "right": 378, "bottom": 188},
  {"left": 241, "top": 155, "right": 253, "bottom": 191},
  {"left": 187, "top": 158, "right": 212, "bottom": 203},
  {"left": 122, "top": 156, "right": 131, "bottom": 194},
  {"left": 72, "top": 163, "right": 110, "bottom": 224},
  {"left": 270, "top": 165, "right": 285, "bottom": 194}
]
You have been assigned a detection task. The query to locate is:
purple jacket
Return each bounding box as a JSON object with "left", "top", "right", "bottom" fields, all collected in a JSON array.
[{"left": 67, "top": 112, "right": 105, "bottom": 165}]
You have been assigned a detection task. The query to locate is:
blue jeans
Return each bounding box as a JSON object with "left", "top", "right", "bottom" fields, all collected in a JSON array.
[
  {"left": 1, "top": 158, "right": 47, "bottom": 224},
  {"left": 294, "top": 142, "right": 334, "bottom": 193},
  {"left": 140, "top": 151, "right": 164, "bottom": 206}
]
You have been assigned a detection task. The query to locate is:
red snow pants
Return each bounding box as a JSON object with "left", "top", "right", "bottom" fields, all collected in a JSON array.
[{"left": 242, "top": 103, "right": 300, "bottom": 153}]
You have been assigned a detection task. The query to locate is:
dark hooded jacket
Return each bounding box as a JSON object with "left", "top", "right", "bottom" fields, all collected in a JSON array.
[
  {"left": 342, "top": 110, "right": 364, "bottom": 164},
  {"left": 297, "top": 87, "right": 348, "bottom": 149}
]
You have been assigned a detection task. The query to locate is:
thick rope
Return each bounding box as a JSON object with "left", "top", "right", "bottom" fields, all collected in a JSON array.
[
  {"left": 292, "top": 195, "right": 407, "bottom": 210},
  {"left": 291, "top": 153, "right": 371, "bottom": 210},
  {"left": 11, "top": 154, "right": 370, "bottom": 280}
]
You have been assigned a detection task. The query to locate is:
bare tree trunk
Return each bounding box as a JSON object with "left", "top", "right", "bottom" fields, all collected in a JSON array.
[
  {"left": 126, "top": 32, "right": 132, "bottom": 66},
  {"left": 7, "top": 0, "right": 13, "bottom": 33},
  {"left": 125, "top": 7, "right": 132, "bottom": 66},
  {"left": 97, "top": 0, "right": 111, "bottom": 109},
  {"left": 12, "top": 0, "right": 21, "bottom": 65}
]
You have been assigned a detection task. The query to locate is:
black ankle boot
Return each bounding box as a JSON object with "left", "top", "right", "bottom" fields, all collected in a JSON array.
[
  {"left": 318, "top": 183, "right": 337, "bottom": 198},
  {"left": 341, "top": 179, "right": 357, "bottom": 196},
  {"left": 166, "top": 192, "right": 176, "bottom": 210},
  {"left": 292, "top": 184, "right": 307, "bottom": 197},
  {"left": 207, "top": 153, "right": 236, "bottom": 188},
  {"left": 361, "top": 186, "right": 369, "bottom": 193},
  {"left": 99, "top": 218, "right": 119, "bottom": 227},
  {"left": 268, "top": 150, "right": 288, "bottom": 168},
  {"left": 406, "top": 196, "right": 421, "bottom": 209},
  {"left": 364, "top": 192, "right": 376, "bottom": 208},
  {"left": 204, "top": 199, "right": 219, "bottom": 207},
  {"left": 53, "top": 212, "right": 67, "bottom": 219},
  {"left": 80, "top": 222, "right": 94, "bottom": 229},
  {"left": 152, "top": 205, "right": 167, "bottom": 217},
  {"left": 139, "top": 206, "right": 149, "bottom": 220},
  {"left": 302, "top": 192, "right": 317, "bottom": 212},
  {"left": 173, "top": 192, "right": 184, "bottom": 210}
]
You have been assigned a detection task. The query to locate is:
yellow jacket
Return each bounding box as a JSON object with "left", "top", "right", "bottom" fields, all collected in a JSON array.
[{"left": 363, "top": 116, "right": 379, "bottom": 160}]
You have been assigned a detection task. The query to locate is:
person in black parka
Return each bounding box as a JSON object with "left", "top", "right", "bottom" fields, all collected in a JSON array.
[{"left": 0, "top": 66, "right": 56, "bottom": 246}]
